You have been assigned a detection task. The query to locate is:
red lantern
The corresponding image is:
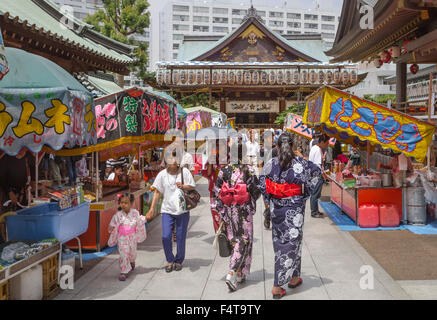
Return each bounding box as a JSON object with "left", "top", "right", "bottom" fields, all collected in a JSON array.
[
  {"left": 381, "top": 50, "right": 391, "bottom": 63},
  {"left": 402, "top": 40, "right": 410, "bottom": 53},
  {"left": 410, "top": 64, "right": 419, "bottom": 75}
]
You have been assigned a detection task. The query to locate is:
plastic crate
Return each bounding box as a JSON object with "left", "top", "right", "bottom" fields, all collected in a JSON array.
[
  {"left": 359, "top": 204, "right": 379, "bottom": 228},
  {"left": 6, "top": 202, "right": 90, "bottom": 243},
  {"left": 379, "top": 204, "right": 400, "bottom": 227},
  {"left": 0, "top": 281, "right": 8, "bottom": 300},
  {"left": 42, "top": 256, "right": 58, "bottom": 300}
]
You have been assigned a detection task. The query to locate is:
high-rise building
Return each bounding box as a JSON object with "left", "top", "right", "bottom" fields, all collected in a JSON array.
[
  {"left": 52, "top": 0, "right": 152, "bottom": 87},
  {"left": 159, "top": 0, "right": 339, "bottom": 63}
]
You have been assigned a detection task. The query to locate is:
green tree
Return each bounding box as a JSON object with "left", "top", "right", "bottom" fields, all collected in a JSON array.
[
  {"left": 363, "top": 94, "right": 396, "bottom": 105},
  {"left": 84, "top": 0, "right": 150, "bottom": 79},
  {"left": 274, "top": 103, "right": 301, "bottom": 125},
  {"left": 176, "top": 93, "right": 217, "bottom": 111}
]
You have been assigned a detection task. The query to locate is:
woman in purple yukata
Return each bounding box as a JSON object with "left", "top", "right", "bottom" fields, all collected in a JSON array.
[
  {"left": 212, "top": 140, "right": 261, "bottom": 292},
  {"left": 259, "top": 132, "right": 322, "bottom": 299}
]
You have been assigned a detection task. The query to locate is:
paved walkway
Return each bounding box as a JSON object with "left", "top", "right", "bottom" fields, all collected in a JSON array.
[{"left": 56, "top": 178, "right": 415, "bottom": 300}]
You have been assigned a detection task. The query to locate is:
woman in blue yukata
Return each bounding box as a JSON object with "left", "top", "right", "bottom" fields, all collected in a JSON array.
[{"left": 259, "top": 132, "right": 322, "bottom": 299}]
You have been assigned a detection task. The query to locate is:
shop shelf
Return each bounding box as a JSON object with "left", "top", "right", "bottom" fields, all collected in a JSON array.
[
  {"left": 0, "top": 281, "right": 8, "bottom": 300},
  {"left": 6, "top": 202, "right": 90, "bottom": 243}
]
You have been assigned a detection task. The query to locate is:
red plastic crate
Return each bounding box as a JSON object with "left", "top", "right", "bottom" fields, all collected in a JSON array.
[
  {"left": 359, "top": 204, "right": 379, "bottom": 228},
  {"left": 379, "top": 204, "right": 400, "bottom": 227}
]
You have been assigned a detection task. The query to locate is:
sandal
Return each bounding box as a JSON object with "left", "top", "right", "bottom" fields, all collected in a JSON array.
[
  {"left": 165, "top": 263, "right": 174, "bottom": 273},
  {"left": 288, "top": 277, "right": 303, "bottom": 289},
  {"left": 272, "top": 288, "right": 286, "bottom": 300},
  {"left": 119, "top": 274, "right": 127, "bottom": 281},
  {"left": 130, "top": 262, "right": 135, "bottom": 271}
]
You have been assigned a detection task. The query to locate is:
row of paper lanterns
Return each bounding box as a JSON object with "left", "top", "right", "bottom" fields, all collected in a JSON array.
[{"left": 156, "top": 68, "right": 358, "bottom": 86}]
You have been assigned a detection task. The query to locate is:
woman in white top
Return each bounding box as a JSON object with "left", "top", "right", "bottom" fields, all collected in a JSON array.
[{"left": 146, "top": 150, "right": 196, "bottom": 272}]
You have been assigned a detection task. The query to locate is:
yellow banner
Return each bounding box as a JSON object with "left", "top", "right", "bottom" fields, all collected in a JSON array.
[{"left": 303, "top": 87, "right": 435, "bottom": 162}]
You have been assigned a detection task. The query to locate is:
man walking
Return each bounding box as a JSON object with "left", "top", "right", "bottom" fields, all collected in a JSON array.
[{"left": 309, "top": 134, "right": 330, "bottom": 218}]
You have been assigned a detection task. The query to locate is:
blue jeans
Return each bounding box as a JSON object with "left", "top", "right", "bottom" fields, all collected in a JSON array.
[
  {"left": 310, "top": 178, "right": 324, "bottom": 215},
  {"left": 162, "top": 212, "right": 190, "bottom": 264}
]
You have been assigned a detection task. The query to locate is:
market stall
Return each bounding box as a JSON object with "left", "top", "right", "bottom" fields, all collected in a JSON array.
[
  {"left": 55, "top": 88, "right": 178, "bottom": 251},
  {"left": 303, "top": 86, "right": 436, "bottom": 227},
  {"left": 0, "top": 47, "right": 97, "bottom": 299}
]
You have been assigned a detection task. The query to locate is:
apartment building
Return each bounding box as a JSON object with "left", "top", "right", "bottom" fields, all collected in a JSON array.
[
  {"left": 53, "top": 0, "right": 152, "bottom": 87},
  {"left": 159, "top": 0, "right": 339, "bottom": 62}
]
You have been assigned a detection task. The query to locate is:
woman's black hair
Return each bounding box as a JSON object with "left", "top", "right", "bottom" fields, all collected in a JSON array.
[
  {"left": 277, "top": 132, "right": 295, "bottom": 170},
  {"left": 237, "top": 138, "right": 250, "bottom": 183},
  {"left": 118, "top": 192, "right": 135, "bottom": 211}
]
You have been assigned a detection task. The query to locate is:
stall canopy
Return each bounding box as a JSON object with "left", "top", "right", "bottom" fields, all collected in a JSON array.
[
  {"left": 184, "top": 107, "right": 213, "bottom": 134},
  {"left": 183, "top": 106, "right": 226, "bottom": 129},
  {"left": 303, "top": 86, "right": 436, "bottom": 163},
  {"left": 284, "top": 112, "right": 335, "bottom": 145},
  {"left": 54, "top": 87, "right": 178, "bottom": 160},
  {"left": 0, "top": 47, "right": 96, "bottom": 156}
]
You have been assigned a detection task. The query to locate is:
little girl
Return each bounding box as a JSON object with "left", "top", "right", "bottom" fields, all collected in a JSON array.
[{"left": 108, "top": 193, "right": 147, "bottom": 281}]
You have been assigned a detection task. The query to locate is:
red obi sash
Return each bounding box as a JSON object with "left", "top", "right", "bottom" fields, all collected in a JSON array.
[{"left": 265, "top": 178, "right": 302, "bottom": 198}]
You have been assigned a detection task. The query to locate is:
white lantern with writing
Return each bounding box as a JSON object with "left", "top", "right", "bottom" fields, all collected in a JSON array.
[
  {"left": 268, "top": 70, "right": 277, "bottom": 85},
  {"left": 300, "top": 70, "right": 308, "bottom": 84},
  {"left": 180, "top": 70, "right": 187, "bottom": 85},
  {"left": 260, "top": 71, "right": 268, "bottom": 85},
  {"left": 195, "top": 70, "right": 203, "bottom": 85},
  {"left": 156, "top": 69, "right": 164, "bottom": 85},
  {"left": 212, "top": 70, "right": 220, "bottom": 84},
  {"left": 309, "top": 70, "right": 317, "bottom": 84},
  {"left": 285, "top": 70, "right": 293, "bottom": 84},
  {"left": 333, "top": 70, "right": 341, "bottom": 84},
  {"left": 292, "top": 70, "right": 300, "bottom": 84},
  {"left": 164, "top": 70, "right": 172, "bottom": 85},
  {"left": 228, "top": 70, "right": 235, "bottom": 85},
  {"left": 277, "top": 70, "right": 285, "bottom": 84},
  {"left": 252, "top": 71, "right": 260, "bottom": 85},
  {"left": 326, "top": 71, "right": 333, "bottom": 84},
  {"left": 341, "top": 70, "right": 350, "bottom": 85},
  {"left": 220, "top": 69, "right": 228, "bottom": 85},
  {"left": 350, "top": 70, "right": 358, "bottom": 84},
  {"left": 318, "top": 70, "right": 325, "bottom": 84},
  {"left": 172, "top": 70, "right": 180, "bottom": 84},
  {"left": 244, "top": 71, "right": 251, "bottom": 85},
  {"left": 204, "top": 69, "right": 211, "bottom": 85},
  {"left": 188, "top": 70, "right": 195, "bottom": 85},
  {"left": 236, "top": 70, "right": 244, "bottom": 85}
]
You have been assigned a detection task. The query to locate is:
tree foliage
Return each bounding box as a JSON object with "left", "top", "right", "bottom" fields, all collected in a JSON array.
[
  {"left": 84, "top": 0, "right": 150, "bottom": 79},
  {"left": 175, "top": 93, "right": 217, "bottom": 111},
  {"left": 363, "top": 94, "right": 396, "bottom": 105},
  {"left": 274, "top": 103, "right": 301, "bottom": 125}
]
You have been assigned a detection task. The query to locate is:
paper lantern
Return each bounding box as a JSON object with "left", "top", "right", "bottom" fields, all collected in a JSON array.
[
  {"left": 220, "top": 70, "right": 228, "bottom": 84},
  {"left": 410, "top": 64, "right": 419, "bottom": 75},
  {"left": 374, "top": 59, "right": 383, "bottom": 68},
  {"left": 350, "top": 70, "right": 358, "bottom": 84},
  {"left": 195, "top": 70, "right": 203, "bottom": 84},
  {"left": 326, "top": 71, "right": 333, "bottom": 84},
  {"left": 236, "top": 70, "right": 244, "bottom": 85},
  {"left": 188, "top": 70, "right": 195, "bottom": 85},
  {"left": 285, "top": 70, "right": 293, "bottom": 84},
  {"left": 277, "top": 70, "right": 284, "bottom": 84},
  {"left": 156, "top": 69, "right": 164, "bottom": 85},
  {"left": 293, "top": 70, "right": 300, "bottom": 84},
  {"left": 251, "top": 71, "right": 260, "bottom": 85},
  {"left": 333, "top": 70, "right": 341, "bottom": 83},
  {"left": 260, "top": 71, "right": 268, "bottom": 85},
  {"left": 212, "top": 70, "right": 220, "bottom": 84},
  {"left": 180, "top": 70, "right": 187, "bottom": 84},
  {"left": 390, "top": 46, "right": 401, "bottom": 58},
  {"left": 309, "top": 70, "right": 317, "bottom": 84},
  {"left": 268, "top": 70, "right": 277, "bottom": 85},
  {"left": 164, "top": 70, "right": 172, "bottom": 84},
  {"left": 318, "top": 70, "right": 325, "bottom": 84},
  {"left": 341, "top": 70, "right": 350, "bottom": 84},
  {"left": 244, "top": 71, "right": 251, "bottom": 85},
  {"left": 381, "top": 50, "right": 391, "bottom": 63},
  {"left": 172, "top": 70, "right": 180, "bottom": 84},
  {"left": 228, "top": 70, "right": 235, "bottom": 85},
  {"left": 204, "top": 69, "right": 211, "bottom": 85},
  {"left": 300, "top": 70, "right": 308, "bottom": 84}
]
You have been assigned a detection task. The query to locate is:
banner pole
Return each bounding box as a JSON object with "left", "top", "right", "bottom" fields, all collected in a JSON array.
[{"left": 427, "top": 72, "right": 433, "bottom": 168}]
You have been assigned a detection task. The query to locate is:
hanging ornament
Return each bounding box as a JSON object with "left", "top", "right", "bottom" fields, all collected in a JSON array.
[
  {"left": 301, "top": 70, "right": 308, "bottom": 84},
  {"left": 390, "top": 46, "right": 401, "bottom": 58},
  {"left": 381, "top": 50, "right": 391, "bottom": 63},
  {"left": 318, "top": 70, "right": 325, "bottom": 84},
  {"left": 212, "top": 70, "right": 220, "bottom": 84},
  {"left": 268, "top": 70, "right": 277, "bottom": 85},
  {"left": 220, "top": 69, "right": 228, "bottom": 84},
  {"left": 195, "top": 70, "right": 203, "bottom": 84},
  {"left": 341, "top": 70, "right": 350, "bottom": 84},
  {"left": 309, "top": 70, "right": 317, "bottom": 84},
  {"left": 333, "top": 70, "right": 341, "bottom": 83},
  {"left": 188, "top": 70, "right": 195, "bottom": 85},
  {"left": 204, "top": 69, "right": 211, "bottom": 85},
  {"left": 373, "top": 59, "right": 383, "bottom": 68},
  {"left": 350, "top": 70, "right": 358, "bottom": 84},
  {"left": 277, "top": 70, "right": 284, "bottom": 84},
  {"left": 251, "top": 71, "right": 260, "bottom": 85},
  {"left": 228, "top": 70, "right": 235, "bottom": 85},
  {"left": 165, "top": 70, "right": 172, "bottom": 85},
  {"left": 260, "top": 71, "right": 268, "bottom": 85},
  {"left": 172, "top": 70, "right": 180, "bottom": 84},
  {"left": 293, "top": 70, "right": 300, "bottom": 84},
  {"left": 180, "top": 70, "right": 187, "bottom": 84},
  {"left": 244, "top": 71, "right": 251, "bottom": 85},
  {"left": 236, "top": 70, "right": 244, "bottom": 85},
  {"left": 156, "top": 69, "right": 164, "bottom": 85},
  {"left": 285, "top": 70, "right": 293, "bottom": 84},
  {"left": 326, "top": 70, "right": 333, "bottom": 84},
  {"left": 410, "top": 63, "right": 419, "bottom": 75}
]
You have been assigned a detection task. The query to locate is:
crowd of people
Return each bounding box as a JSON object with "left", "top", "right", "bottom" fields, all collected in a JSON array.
[{"left": 108, "top": 128, "right": 339, "bottom": 300}]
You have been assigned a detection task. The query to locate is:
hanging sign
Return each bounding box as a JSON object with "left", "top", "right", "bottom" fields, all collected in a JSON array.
[
  {"left": 0, "top": 29, "right": 9, "bottom": 81},
  {"left": 226, "top": 100, "right": 279, "bottom": 113}
]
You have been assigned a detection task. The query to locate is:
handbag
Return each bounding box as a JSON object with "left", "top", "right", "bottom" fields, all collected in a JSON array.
[
  {"left": 181, "top": 168, "right": 201, "bottom": 210},
  {"left": 213, "top": 222, "right": 233, "bottom": 258}
]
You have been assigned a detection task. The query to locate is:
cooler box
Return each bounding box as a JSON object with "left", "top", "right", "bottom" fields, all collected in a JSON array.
[
  {"left": 359, "top": 204, "right": 379, "bottom": 228},
  {"left": 6, "top": 202, "right": 90, "bottom": 243},
  {"left": 379, "top": 204, "right": 400, "bottom": 227},
  {"left": 9, "top": 264, "right": 43, "bottom": 300}
]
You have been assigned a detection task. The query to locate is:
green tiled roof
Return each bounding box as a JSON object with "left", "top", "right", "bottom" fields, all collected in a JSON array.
[
  {"left": 0, "top": 0, "right": 134, "bottom": 64},
  {"left": 184, "top": 106, "right": 221, "bottom": 115},
  {"left": 87, "top": 75, "right": 123, "bottom": 95}
]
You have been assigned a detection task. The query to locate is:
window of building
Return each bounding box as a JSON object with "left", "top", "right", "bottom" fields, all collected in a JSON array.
[
  {"left": 257, "top": 11, "right": 266, "bottom": 17},
  {"left": 287, "top": 22, "right": 301, "bottom": 28},
  {"left": 173, "top": 34, "right": 184, "bottom": 40},
  {"left": 173, "top": 24, "right": 189, "bottom": 31},
  {"left": 213, "top": 17, "right": 228, "bottom": 24},
  {"left": 269, "top": 20, "right": 284, "bottom": 27},
  {"left": 269, "top": 11, "right": 283, "bottom": 18},
  {"left": 193, "top": 25, "right": 209, "bottom": 32},
  {"left": 173, "top": 53, "right": 178, "bottom": 59},
  {"left": 321, "top": 33, "right": 335, "bottom": 39},
  {"left": 232, "top": 9, "right": 247, "bottom": 16},
  {"left": 173, "top": 14, "right": 189, "bottom": 22},
  {"left": 304, "top": 23, "right": 318, "bottom": 29},
  {"left": 304, "top": 32, "right": 319, "bottom": 34},
  {"left": 287, "top": 13, "right": 301, "bottom": 19},
  {"left": 213, "top": 26, "right": 228, "bottom": 33},
  {"left": 232, "top": 18, "right": 242, "bottom": 24},
  {"left": 276, "top": 30, "right": 284, "bottom": 34},
  {"left": 173, "top": 43, "right": 179, "bottom": 50},
  {"left": 321, "top": 15, "right": 335, "bottom": 22},
  {"left": 304, "top": 14, "right": 318, "bottom": 21},
  {"left": 287, "top": 30, "right": 302, "bottom": 35},
  {"left": 193, "top": 6, "right": 209, "bottom": 14},
  {"left": 213, "top": 8, "right": 228, "bottom": 14},
  {"left": 322, "top": 24, "right": 335, "bottom": 30},
  {"left": 193, "top": 16, "right": 209, "bottom": 23},
  {"left": 173, "top": 5, "right": 189, "bottom": 12}
]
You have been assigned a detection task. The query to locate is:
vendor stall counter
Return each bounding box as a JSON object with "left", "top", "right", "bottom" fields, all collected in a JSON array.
[{"left": 327, "top": 175, "right": 403, "bottom": 226}]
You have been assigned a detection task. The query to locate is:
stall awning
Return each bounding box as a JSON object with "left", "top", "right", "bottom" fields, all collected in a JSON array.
[{"left": 303, "top": 86, "right": 436, "bottom": 163}]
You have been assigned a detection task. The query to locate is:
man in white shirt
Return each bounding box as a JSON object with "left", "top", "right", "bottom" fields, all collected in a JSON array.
[
  {"left": 246, "top": 129, "right": 260, "bottom": 169},
  {"left": 309, "top": 134, "right": 330, "bottom": 218}
]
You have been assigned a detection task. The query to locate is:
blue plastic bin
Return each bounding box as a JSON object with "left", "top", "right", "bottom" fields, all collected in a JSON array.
[{"left": 6, "top": 202, "right": 90, "bottom": 243}]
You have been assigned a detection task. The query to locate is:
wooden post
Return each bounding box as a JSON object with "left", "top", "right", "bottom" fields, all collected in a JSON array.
[
  {"left": 95, "top": 151, "right": 99, "bottom": 202},
  {"left": 396, "top": 63, "right": 407, "bottom": 112},
  {"left": 35, "top": 152, "right": 38, "bottom": 199},
  {"left": 427, "top": 72, "right": 434, "bottom": 168}
]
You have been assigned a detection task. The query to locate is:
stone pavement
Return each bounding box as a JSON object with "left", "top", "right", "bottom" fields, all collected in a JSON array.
[{"left": 55, "top": 178, "right": 416, "bottom": 300}]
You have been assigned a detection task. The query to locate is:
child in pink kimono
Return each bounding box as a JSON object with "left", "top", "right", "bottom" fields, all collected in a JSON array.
[{"left": 108, "top": 193, "right": 147, "bottom": 281}]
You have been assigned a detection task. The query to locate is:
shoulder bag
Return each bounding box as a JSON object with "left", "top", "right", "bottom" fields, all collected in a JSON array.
[
  {"left": 213, "top": 222, "right": 233, "bottom": 257},
  {"left": 181, "top": 168, "right": 201, "bottom": 210}
]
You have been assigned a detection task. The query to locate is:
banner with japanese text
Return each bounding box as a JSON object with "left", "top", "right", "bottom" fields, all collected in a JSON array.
[
  {"left": 0, "top": 28, "right": 9, "bottom": 80},
  {"left": 0, "top": 87, "right": 96, "bottom": 156},
  {"left": 303, "top": 86, "right": 436, "bottom": 162},
  {"left": 186, "top": 110, "right": 212, "bottom": 134}
]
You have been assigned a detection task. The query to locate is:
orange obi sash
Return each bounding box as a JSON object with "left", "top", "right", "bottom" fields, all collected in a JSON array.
[{"left": 265, "top": 179, "right": 302, "bottom": 198}]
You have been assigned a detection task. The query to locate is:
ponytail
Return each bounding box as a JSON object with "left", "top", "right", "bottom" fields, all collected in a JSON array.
[{"left": 278, "top": 132, "right": 295, "bottom": 170}]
